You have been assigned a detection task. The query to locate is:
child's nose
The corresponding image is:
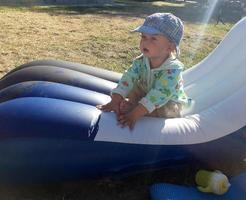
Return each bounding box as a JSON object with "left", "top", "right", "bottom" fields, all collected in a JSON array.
[{"left": 141, "top": 38, "right": 151, "bottom": 45}]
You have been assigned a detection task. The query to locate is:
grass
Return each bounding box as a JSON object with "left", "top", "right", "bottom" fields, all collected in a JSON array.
[
  {"left": 0, "top": 0, "right": 234, "bottom": 78},
  {"left": 0, "top": 1, "right": 239, "bottom": 199}
]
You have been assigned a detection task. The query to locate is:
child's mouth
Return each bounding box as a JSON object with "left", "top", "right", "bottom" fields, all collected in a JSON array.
[{"left": 143, "top": 48, "right": 149, "bottom": 53}]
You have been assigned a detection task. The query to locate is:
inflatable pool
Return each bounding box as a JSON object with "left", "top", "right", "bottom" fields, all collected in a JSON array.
[{"left": 0, "top": 18, "right": 245, "bottom": 183}]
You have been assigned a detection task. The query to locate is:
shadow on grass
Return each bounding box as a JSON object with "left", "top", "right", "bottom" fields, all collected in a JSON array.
[
  {"left": 1, "top": 1, "right": 242, "bottom": 24},
  {"left": 28, "top": 1, "right": 221, "bottom": 23}
]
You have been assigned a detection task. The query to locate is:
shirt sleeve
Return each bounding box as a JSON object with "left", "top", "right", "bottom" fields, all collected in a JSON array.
[
  {"left": 139, "top": 68, "right": 182, "bottom": 113},
  {"left": 111, "top": 60, "right": 141, "bottom": 97}
]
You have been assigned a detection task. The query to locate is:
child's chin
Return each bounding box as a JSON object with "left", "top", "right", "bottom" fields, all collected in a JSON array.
[{"left": 142, "top": 51, "right": 151, "bottom": 57}]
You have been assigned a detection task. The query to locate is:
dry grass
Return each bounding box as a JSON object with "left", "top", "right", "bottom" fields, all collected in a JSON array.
[
  {"left": 0, "top": 11, "right": 141, "bottom": 77},
  {"left": 0, "top": 1, "right": 234, "bottom": 78}
]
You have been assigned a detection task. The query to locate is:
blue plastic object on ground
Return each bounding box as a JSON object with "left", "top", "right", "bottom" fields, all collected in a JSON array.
[{"left": 150, "top": 173, "right": 246, "bottom": 200}]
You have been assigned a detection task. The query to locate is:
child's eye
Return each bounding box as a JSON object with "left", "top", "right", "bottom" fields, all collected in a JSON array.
[{"left": 151, "top": 37, "right": 157, "bottom": 41}]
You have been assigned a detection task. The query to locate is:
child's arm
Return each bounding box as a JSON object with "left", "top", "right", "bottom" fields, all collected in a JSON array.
[
  {"left": 98, "top": 59, "right": 141, "bottom": 115},
  {"left": 118, "top": 103, "right": 148, "bottom": 130},
  {"left": 111, "top": 59, "right": 141, "bottom": 98},
  {"left": 96, "top": 93, "right": 123, "bottom": 115}
]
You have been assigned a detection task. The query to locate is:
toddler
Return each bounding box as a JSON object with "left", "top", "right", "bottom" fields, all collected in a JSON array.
[{"left": 97, "top": 13, "right": 189, "bottom": 130}]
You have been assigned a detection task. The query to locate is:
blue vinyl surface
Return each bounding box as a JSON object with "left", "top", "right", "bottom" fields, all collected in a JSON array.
[
  {"left": 4, "top": 59, "right": 121, "bottom": 83},
  {"left": 0, "top": 65, "right": 116, "bottom": 94},
  {"left": 0, "top": 81, "right": 110, "bottom": 105},
  {"left": 0, "top": 97, "right": 100, "bottom": 140},
  {"left": 150, "top": 173, "right": 246, "bottom": 200},
  {"left": 0, "top": 138, "right": 191, "bottom": 183}
]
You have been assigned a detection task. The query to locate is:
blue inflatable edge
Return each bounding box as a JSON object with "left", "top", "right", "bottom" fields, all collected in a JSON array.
[{"left": 150, "top": 173, "right": 246, "bottom": 200}]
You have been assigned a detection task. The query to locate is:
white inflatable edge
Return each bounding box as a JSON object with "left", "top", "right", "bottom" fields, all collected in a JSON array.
[{"left": 95, "top": 85, "right": 245, "bottom": 145}]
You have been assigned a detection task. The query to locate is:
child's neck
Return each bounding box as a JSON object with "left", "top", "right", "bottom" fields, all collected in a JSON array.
[{"left": 149, "top": 55, "right": 169, "bottom": 69}]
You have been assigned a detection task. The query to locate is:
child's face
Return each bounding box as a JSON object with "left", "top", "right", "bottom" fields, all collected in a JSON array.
[{"left": 139, "top": 33, "right": 174, "bottom": 60}]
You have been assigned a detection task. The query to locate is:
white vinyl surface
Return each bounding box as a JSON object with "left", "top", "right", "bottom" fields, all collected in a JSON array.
[{"left": 95, "top": 17, "right": 246, "bottom": 145}]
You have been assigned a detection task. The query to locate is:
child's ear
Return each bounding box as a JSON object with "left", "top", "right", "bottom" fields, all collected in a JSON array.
[
  {"left": 168, "top": 43, "right": 178, "bottom": 59},
  {"left": 168, "top": 43, "right": 176, "bottom": 52}
]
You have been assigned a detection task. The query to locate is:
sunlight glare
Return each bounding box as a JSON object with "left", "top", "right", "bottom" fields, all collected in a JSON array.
[{"left": 188, "top": 0, "right": 220, "bottom": 64}]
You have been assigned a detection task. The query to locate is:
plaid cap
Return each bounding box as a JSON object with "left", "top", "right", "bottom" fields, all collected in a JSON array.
[{"left": 132, "top": 13, "right": 184, "bottom": 53}]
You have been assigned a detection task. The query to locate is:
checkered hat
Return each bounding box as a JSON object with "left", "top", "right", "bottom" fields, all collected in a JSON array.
[{"left": 132, "top": 13, "right": 184, "bottom": 54}]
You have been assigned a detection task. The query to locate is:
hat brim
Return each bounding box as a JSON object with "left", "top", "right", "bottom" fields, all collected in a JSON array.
[{"left": 131, "top": 25, "right": 162, "bottom": 35}]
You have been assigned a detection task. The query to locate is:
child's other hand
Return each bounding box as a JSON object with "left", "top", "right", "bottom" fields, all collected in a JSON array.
[
  {"left": 118, "top": 112, "right": 137, "bottom": 131},
  {"left": 118, "top": 104, "right": 148, "bottom": 131}
]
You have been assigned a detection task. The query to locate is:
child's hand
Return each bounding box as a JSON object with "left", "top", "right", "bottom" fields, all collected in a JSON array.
[
  {"left": 96, "top": 102, "right": 117, "bottom": 112},
  {"left": 97, "top": 93, "right": 123, "bottom": 115},
  {"left": 118, "top": 111, "right": 137, "bottom": 131},
  {"left": 118, "top": 104, "right": 148, "bottom": 131}
]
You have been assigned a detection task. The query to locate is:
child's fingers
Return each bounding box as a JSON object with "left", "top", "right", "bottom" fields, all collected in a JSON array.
[
  {"left": 96, "top": 104, "right": 111, "bottom": 112},
  {"left": 118, "top": 114, "right": 126, "bottom": 121},
  {"left": 117, "top": 111, "right": 135, "bottom": 131},
  {"left": 118, "top": 115, "right": 128, "bottom": 127},
  {"left": 120, "top": 120, "right": 134, "bottom": 131},
  {"left": 129, "top": 122, "right": 135, "bottom": 131},
  {"left": 114, "top": 106, "right": 121, "bottom": 115},
  {"left": 96, "top": 105, "right": 102, "bottom": 109}
]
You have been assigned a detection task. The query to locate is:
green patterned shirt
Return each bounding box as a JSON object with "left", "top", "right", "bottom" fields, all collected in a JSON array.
[{"left": 112, "top": 55, "right": 189, "bottom": 113}]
